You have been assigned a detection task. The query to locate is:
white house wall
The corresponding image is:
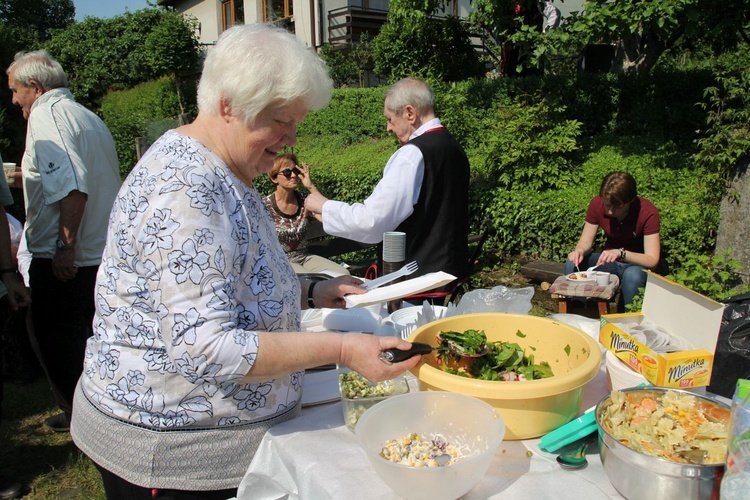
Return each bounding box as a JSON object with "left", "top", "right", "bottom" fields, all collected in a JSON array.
[
  {"left": 169, "top": 0, "right": 222, "bottom": 46},
  {"left": 168, "top": 0, "right": 585, "bottom": 48}
]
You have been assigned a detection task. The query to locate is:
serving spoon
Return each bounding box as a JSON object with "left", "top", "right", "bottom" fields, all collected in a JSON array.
[
  {"left": 556, "top": 434, "right": 596, "bottom": 470},
  {"left": 434, "top": 453, "right": 451, "bottom": 466}
]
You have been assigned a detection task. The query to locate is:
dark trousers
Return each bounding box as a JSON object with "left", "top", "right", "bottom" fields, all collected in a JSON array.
[
  {"left": 28, "top": 259, "right": 98, "bottom": 419},
  {"left": 95, "top": 463, "right": 238, "bottom": 500},
  {"left": 0, "top": 295, "right": 8, "bottom": 422}
]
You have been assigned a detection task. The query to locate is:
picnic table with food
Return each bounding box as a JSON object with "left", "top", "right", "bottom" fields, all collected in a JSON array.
[{"left": 232, "top": 280, "right": 744, "bottom": 500}]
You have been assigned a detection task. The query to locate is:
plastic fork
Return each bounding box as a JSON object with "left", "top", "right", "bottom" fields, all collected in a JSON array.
[
  {"left": 400, "top": 323, "right": 417, "bottom": 340},
  {"left": 363, "top": 261, "right": 418, "bottom": 291}
]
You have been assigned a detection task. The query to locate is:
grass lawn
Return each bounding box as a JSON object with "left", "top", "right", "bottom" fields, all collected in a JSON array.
[{"left": 0, "top": 379, "right": 105, "bottom": 499}]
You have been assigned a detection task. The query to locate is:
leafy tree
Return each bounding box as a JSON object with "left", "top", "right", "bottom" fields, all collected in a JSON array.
[
  {"left": 319, "top": 44, "right": 359, "bottom": 88},
  {"left": 0, "top": 0, "right": 75, "bottom": 163},
  {"left": 0, "top": 0, "right": 74, "bottom": 47},
  {"left": 694, "top": 50, "right": 750, "bottom": 184},
  {"left": 468, "top": 0, "right": 750, "bottom": 76},
  {"left": 44, "top": 8, "right": 201, "bottom": 109},
  {"left": 372, "top": 0, "right": 484, "bottom": 82},
  {"left": 319, "top": 33, "right": 375, "bottom": 88},
  {"left": 567, "top": 0, "right": 750, "bottom": 75}
]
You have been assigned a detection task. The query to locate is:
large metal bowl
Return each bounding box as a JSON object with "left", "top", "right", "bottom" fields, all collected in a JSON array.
[{"left": 595, "top": 387, "right": 730, "bottom": 500}]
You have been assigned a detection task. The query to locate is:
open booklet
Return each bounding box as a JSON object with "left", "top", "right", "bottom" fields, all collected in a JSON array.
[{"left": 344, "top": 271, "right": 457, "bottom": 309}]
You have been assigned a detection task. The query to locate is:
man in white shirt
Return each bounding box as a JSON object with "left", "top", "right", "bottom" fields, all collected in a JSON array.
[
  {"left": 6, "top": 50, "right": 121, "bottom": 432},
  {"left": 540, "top": 0, "right": 562, "bottom": 32},
  {"left": 305, "top": 77, "right": 470, "bottom": 284}
]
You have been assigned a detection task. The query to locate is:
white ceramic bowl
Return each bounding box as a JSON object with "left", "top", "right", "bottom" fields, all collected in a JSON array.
[{"left": 355, "top": 391, "right": 505, "bottom": 500}]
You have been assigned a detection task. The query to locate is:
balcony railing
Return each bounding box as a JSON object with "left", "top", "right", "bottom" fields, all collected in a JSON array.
[{"left": 327, "top": 6, "right": 388, "bottom": 46}]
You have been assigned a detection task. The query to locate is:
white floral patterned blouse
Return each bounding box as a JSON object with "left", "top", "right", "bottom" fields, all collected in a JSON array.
[{"left": 80, "top": 130, "right": 303, "bottom": 429}]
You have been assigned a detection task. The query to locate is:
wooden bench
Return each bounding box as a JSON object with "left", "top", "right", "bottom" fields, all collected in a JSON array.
[{"left": 519, "top": 260, "right": 565, "bottom": 283}]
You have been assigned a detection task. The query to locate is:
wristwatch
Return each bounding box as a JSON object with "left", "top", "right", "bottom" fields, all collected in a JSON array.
[{"left": 56, "top": 238, "right": 75, "bottom": 250}]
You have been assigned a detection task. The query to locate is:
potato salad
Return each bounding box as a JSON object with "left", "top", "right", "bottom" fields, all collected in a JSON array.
[{"left": 380, "top": 433, "right": 465, "bottom": 467}]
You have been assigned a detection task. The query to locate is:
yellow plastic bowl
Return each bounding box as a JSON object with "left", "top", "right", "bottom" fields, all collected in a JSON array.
[{"left": 407, "top": 313, "right": 602, "bottom": 440}]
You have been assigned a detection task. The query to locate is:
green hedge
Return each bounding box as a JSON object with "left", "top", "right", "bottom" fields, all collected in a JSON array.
[
  {"left": 101, "top": 76, "right": 197, "bottom": 177},
  {"left": 298, "top": 87, "right": 388, "bottom": 145},
  {"left": 288, "top": 71, "right": 721, "bottom": 277},
  {"left": 100, "top": 64, "right": 728, "bottom": 287}
]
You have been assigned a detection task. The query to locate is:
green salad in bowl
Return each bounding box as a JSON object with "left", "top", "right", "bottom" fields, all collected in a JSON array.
[{"left": 436, "top": 328, "right": 554, "bottom": 381}]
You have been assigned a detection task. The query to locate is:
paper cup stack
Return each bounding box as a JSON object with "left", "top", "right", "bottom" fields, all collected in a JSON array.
[
  {"left": 382, "top": 231, "right": 405, "bottom": 263},
  {"left": 605, "top": 350, "right": 648, "bottom": 391}
]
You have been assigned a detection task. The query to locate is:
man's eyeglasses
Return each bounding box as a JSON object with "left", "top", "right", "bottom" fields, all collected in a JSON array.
[{"left": 279, "top": 167, "right": 301, "bottom": 179}]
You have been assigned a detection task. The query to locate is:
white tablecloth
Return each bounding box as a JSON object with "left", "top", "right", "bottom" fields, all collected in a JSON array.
[{"left": 236, "top": 364, "right": 624, "bottom": 500}]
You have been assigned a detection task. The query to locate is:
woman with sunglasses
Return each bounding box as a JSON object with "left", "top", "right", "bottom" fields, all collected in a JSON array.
[{"left": 264, "top": 153, "right": 350, "bottom": 275}]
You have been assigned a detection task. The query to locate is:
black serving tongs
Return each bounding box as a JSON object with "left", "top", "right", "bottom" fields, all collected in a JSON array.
[{"left": 379, "top": 342, "right": 435, "bottom": 364}]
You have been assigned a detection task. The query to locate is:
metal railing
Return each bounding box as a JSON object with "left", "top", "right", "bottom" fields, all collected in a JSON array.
[{"left": 327, "top": 6, "right": 388, "bottom": 45}]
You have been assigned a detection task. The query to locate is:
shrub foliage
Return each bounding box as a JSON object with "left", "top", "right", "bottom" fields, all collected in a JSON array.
[{"left": 101, "top": 76, "right": 197, "bottom": 177}]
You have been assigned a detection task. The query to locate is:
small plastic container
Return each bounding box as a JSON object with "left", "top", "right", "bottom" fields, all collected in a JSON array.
[{"left": 338, "top": 366, "right": 409, "bottom": 432}]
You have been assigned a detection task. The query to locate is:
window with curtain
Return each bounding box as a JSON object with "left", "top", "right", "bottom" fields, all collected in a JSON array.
[{"left": 262, "top": 0, "right": 293, "bottom": 22}]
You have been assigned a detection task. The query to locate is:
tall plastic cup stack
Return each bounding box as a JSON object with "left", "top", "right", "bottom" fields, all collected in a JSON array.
[
  {"left": 382, "top": 232, "right": 405, "bottom": 263},
  {"left": 382, "top": 232, "right": 406, "bottom": 313}
]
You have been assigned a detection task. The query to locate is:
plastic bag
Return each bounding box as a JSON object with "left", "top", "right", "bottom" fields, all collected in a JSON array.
[
  {"left": 547, "top": 313, "right": 601, "bottom": 342},
  {"left": 708, "top": 293, "right": 750, "bottom": 398},
  {"left": 454, "top": 285, "right": 534, "bottom": 315},
  {"left": 720, "top": 379, "right": 750, "bottom": 499}
]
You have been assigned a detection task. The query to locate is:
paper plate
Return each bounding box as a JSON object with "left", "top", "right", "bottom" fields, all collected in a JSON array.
[
  {"left": 566, "top": 272, "right": 596, "bottom": 282},
  {"left": 605, "top": 350, "right": 648, "bottom": 391},
  {"left": 301, "top": 309, "right": 323, "bottom": 330}
]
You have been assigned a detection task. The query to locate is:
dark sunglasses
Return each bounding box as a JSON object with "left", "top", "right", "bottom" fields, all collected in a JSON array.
[{"left": 279, "top": 167, "right": 302, "bottom": 179}]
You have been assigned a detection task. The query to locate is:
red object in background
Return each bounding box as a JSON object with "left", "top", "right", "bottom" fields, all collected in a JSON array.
[{"left": 514, "top": 3, "right": 522, "bottom": 15}]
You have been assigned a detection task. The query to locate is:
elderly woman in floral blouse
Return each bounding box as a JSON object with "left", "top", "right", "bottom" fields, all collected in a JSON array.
[
  {"left": 70, "top": 24, "right": 419, "bottom": 500},
  {"left": 263, "top": 153, "right": 349, "bottom": 275}
]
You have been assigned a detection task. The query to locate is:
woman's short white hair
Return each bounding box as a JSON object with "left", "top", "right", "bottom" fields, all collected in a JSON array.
[
  {"left": 6, "top": 50, "right": 68, "bottom": 91},
  {"left": 197, "top": 23, "right": 332, "bottom": 126}
]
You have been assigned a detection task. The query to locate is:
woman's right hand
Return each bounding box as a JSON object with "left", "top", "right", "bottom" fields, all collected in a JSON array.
[
  {"left": 340, "top": 333, "right": 421, "bottom": 382},
  {"left": 298, "top": 162, "right": 316, "bottom": 191},
  {"left": 567, "top": 249, "right": 583, "bottom": 266}
]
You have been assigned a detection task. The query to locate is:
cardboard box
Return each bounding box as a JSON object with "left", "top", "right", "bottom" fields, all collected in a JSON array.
[{"left": 599, "top": 272, "right": 724, "bottom": 388}]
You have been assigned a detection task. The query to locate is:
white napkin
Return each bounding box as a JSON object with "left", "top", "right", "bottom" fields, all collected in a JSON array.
[{"left": 344, "top": 271, "right": 457, "bottom": 308}]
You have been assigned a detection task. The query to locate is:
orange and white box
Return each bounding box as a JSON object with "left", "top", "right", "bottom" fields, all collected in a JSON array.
[{"left": 599, "top": 272, "right": 724, "bottom": 388}]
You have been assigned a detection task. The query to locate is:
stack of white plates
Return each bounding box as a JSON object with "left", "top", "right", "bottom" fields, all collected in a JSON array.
[
  {"left": 301, "top": 366, "right": 340, "bottom": 407},
  {"left": 605, "top": 350, "right": 648, "bottom": 391}
]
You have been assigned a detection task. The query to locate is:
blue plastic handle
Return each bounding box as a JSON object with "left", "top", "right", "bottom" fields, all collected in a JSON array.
[{"left": 538, "top": 410, "right": 597, "bottom": 453}]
